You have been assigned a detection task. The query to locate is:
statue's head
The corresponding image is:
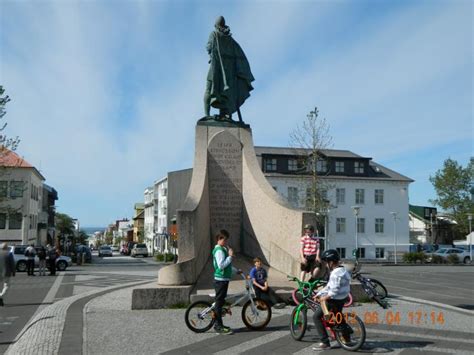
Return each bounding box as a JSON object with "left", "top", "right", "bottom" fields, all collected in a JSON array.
[{"left": 214, "top": 16, "right": 230, "bottom": 34}]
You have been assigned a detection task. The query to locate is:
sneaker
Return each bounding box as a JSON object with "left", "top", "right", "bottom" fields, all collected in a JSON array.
[
  {"left": 312, "top": 342, "right": 330, "bottom": 350},
  {"left": 214, "top": 326, "right": 233, "bottom": 335},
  {"left": 273, "top": 302, "right": 286, "bottom": 309}
]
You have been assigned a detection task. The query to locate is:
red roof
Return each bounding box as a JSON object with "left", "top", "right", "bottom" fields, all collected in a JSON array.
[{"left": 0, "top": 148, "right": 33, "bottom": 168}]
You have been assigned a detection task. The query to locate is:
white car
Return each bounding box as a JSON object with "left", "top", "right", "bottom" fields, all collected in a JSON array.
[
  {"left": 9, "top": 245, "right": 72, "bottom": 272},
  {"left": 429, "top": 248, "right": 471, "bottom": 264},
  {"left": 98, "top": 245, "right": 113, "bottom": 257},
  {"left": 131, "top": 243, "right": 148, "bottom": 257}
]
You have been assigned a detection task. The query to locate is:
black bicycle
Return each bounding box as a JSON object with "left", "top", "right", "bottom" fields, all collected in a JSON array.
[{"left": 351, "top": 260, "right": 389, "bottom": 309}]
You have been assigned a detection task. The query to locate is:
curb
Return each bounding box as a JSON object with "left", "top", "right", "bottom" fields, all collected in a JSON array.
[{"left": 390, "top": 293, "right": 474, "bottom": 316}]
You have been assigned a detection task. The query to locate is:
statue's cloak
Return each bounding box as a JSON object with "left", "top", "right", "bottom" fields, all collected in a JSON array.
[{"left": 206, "top": 31, "right": 255, "bottom": 114}]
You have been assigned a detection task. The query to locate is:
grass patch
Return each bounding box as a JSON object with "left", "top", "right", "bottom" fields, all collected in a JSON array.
[{"left": 169, "top": 302, "right": 189, "bottom": 309}]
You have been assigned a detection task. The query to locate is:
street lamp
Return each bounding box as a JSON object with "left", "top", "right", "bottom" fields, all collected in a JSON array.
[
  {"left": 390, "top": 212, "right": 398, "bottom": 264},
  {"left": 468, "top": 213, "right": 472, "bottom": 264},
  {"left": 352, "top": 206, "right": 361, "bottom": 258}
]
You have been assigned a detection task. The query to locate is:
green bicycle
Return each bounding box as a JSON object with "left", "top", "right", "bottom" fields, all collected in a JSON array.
[{"left": 288, "top": 276, "right": 366, "bottom": 352}]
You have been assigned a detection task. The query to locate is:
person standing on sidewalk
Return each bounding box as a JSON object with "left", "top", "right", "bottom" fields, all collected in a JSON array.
[
  {"left": 37, "top": 245, "right": 47, "bottom": 276},
  {"left": 25, "top": 243, "right": 36, "bottom": 276},
  {"left": 47, "top": 244, "right": 58, "bottom": 276},
  {"left": 212, "top": 229, "right": 239, "bottom": 335},
  {"left": 0, "top": 243, "right": 16, "bottom": 306}
]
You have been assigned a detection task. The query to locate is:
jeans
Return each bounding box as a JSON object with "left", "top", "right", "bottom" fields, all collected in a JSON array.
[
  {"left": 312, "top": 299, "right": 346, "bottom": 344},
  {"left": 214, "top": 280, "right": 229, "bottom": 327},
  {"left": 253, "top": 286, "right": 280, "bottom": 306},
  {"left": 26, "top": 259, "right": 35, "bottom": 275},
  {"left": 39, "top": 259, "right": 47, "bottom": 275}
]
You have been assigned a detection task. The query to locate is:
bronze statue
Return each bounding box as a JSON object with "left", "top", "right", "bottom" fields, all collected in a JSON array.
[{"left": 204, "top": 16, "right": 254, "bottom": 122}]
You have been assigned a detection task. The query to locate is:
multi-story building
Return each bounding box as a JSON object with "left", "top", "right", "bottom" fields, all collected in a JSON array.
[
  {"left": 154, "top": 177, "right": 167, "bottom": 252},
  {"left": 0, "top": 150, "right": 46, "bottom": 244},
  {"left": 144, "top": 186, "right": 154, "bottom": 253},
  {"left": 132, "top": 203, "right": 144, "bottom": 242},
  {"left": 409, "top": 205, "right": 457, "bottom": 245},
  {"left": 38, "top": 183, "right": 58, "bottom": 246},
  {"left": 255, "top": 147, "right": 413, "bottom": 260}
]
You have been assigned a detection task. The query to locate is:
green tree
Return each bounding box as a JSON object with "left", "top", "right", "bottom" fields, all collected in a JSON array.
[
  {"left": 77, "top": 230, "right": 89, "bottom": 245},
  {"left": 290, "top": 107, "right": 333, "bottom": 230},
  {"left": 429, "top": 158, "right": 474, "bottom": 235},
  {"left": 55, "top": 212, "right": 75, "bottom": 250}
]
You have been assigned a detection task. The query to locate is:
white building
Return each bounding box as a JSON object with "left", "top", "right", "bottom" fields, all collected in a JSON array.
[
  {"left": 154, "top": 177, "right": 168, "bottom": 252},
  {"left": 0, "top": 150, "right": 45, "bottom": 245},
  {"left": 255, "top": 147, "right": 413, "bottom": 260},
  {"left": 143, "top": 186, "right": 154, "bottom": 253}
]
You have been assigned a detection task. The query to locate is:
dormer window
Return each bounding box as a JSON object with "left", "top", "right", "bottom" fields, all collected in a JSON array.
[
  {"left": 316, "top": 159, "right": 327, "bottom": 173},
  {"left": 288, "top": 159, "right": 298, "bottom": 171},
  {"left": 354, "top": 161, "right": 364, "bottom": 174},
  {"left": 335, "top": 161, "right": 344, "bottom": 173},
  {"left": 264, "top": 158, "right": 277, "bottom": 172}
]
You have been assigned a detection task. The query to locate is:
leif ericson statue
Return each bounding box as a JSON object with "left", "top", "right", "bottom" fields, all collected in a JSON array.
[{"left": 203, "top": 16, "right": 255, "bottom": 123}]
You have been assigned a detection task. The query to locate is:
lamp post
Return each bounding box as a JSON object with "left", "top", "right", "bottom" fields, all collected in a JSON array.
[
  {"left": 352, "top": 206, "right": 360, "bottom": 258},
  {"left": 390, "top": 212, "right": 398, "bottom": 264},
  {"left": 468, "top": 213, "right": 472, "bottom": 264}
]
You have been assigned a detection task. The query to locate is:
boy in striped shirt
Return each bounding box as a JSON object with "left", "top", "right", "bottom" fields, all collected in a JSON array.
[{"left": 300, "top": 224, "right": 321, "bottom": 281}]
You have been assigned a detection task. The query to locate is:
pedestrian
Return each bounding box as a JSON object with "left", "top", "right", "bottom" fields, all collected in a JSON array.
[
  {"left": 0, "top": 243, "right": 16, "bottom": 306},
  {"left": 212, "top": 229, "right": 240, "bottom": 335},
  {"left": 300, "top": 224, "right": 321, "bottom": 281},
  {"left": 25, "top": 243, "right": 36, "bottom": 276},
  {"left": 249, "top": 257, "right": 286, "bottom": 309},
  {"left": 46, "top": 244, "right": 58, "bottom": 276},
  {"left": 37, "top": 245, "right": 47, "bottom": 276},
  {"left": 312, "top": 249, "right": 352, "bottom": 350}
]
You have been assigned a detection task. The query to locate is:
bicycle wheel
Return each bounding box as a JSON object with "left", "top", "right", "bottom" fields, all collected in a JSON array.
[
  {"left": 343, "top": 293, "right": 353, "bottom": 308},
  {"left": 335, "top": 314, "right": 366, "bottom": 351},
  {"left": 290, "top": 307, "right": 307, "bottom": 341},
  {"left": 241, "top": 298, "right": 272, "bottom": 330},
  {"left": 184, "top": 301, "right": 215, "bottom": 333},
  {"left": 370, "top": 279, "right": 388, "bottom": 299},
  {"left": 373, "top": 295, "right": 389, "bottom": 309}
]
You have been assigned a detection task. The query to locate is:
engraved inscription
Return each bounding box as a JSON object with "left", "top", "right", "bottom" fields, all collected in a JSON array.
[{"left": 208, "top": 134, "right": 242, "bottom": 249}]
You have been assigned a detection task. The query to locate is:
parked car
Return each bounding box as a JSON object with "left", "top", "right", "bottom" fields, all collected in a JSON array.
[
  {"left": 111, "top": 245, "right": 119, "bottom": 252},
  {"left": 9, "top": 245, "right": 72, "bottom": 272},
  {"left": 98, "top": 245, "right": 113, "bottom": 257},
  {"left": 131, "top": 243, "right": 149, "bottom": 257},
  {"left": 427, "top": 248, "right": 471, "bottom": 264}
]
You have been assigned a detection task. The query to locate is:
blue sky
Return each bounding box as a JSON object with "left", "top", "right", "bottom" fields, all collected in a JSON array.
[{"left": 1, "top": 0, "right": 472, "bottom": 227}]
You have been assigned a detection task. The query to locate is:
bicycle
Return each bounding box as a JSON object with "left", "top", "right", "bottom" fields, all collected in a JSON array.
[
  {"left": 184, "top": 272, "right": 272, "bottom": 333},
  {"left": 288, "top": 276, "right": 366, "bottom": 351},
  {"left": 351, "top": 261, "right": 389, "bottom": 309},
  {"left": 291, "top": 281, "right": 354, "bottom": 308}
]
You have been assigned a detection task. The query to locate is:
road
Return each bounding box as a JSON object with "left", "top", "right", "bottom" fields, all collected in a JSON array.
[
  {"left": 0, "top": 252, "right": 161, "bottom": 354},
  {"left": 360, "top": 265, "right": 474, "bottom": 310}
]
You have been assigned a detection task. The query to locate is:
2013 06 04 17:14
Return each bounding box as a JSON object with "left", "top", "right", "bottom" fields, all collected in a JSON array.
[{"left": 327, "top": 310, "right": 445, "bottom": 326}]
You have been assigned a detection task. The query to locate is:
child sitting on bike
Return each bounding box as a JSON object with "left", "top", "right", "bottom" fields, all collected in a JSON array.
[
  {"left": 249, "top": 257, "right": 286, "bottom": 309},
  {"left": 212, "top": 229, "right": 240, "bottom": 335},
  {"left": 312, "top": 249, "right": 351, "bottom": 350}
]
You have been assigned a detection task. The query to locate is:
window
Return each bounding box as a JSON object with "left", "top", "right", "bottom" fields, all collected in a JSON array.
[
  {"left": 355, "top": 189, "right": 365, "bottom": 204},
  {"left": 0, "top": 181, "right": 7, "bottom": 197},
  {"left": 375, "top": 248, "right": 385, "bottom": 259},
  {"left": 10, "top": 181, "right": 24, "bottom": 198},
  {"left": 354, "top": 161, "right": 364, "bottom": 174},
  {"left": 357, "top": 248, "right": 365, "bottom": 258},
  {"left": 288, "top": 187, "right": 299, "bottom": 207},
  {"left": 336, "top": 188, "right": 345, "bottom": 205},
  {"left": 375, "top": 189, "right": 384, "bottom": 204},
  {"left": 336, "top": 248, "right": 346, "bottom": 259},
  {"left": 8, "top": 213, "right": 22, "bottom": 229},
  {"left": 357, "top": 218, "right": 365, "bottom": 233},
  {"left": 316, "top": 159, "right": 327, "bottom": 173},
  {"left": 264, "top": 158, "right": 277, "bottom": 172},
  {"left": 335, "top": 161, "right": 345, "bottom": 173},
  {"left": 0, "top": 213, "right": 6, "bottom": 229},
  {"left": 288, "top": 159, "right": 298, "bottom": 171},
  {"left": 375, "top": 218, "right": 384, "bottom": 233},
  {"left": 336, "top": 218, "right": 346, "bottom": 233}
]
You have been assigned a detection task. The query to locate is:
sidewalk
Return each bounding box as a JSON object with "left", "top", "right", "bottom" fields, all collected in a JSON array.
[{"left": 6, "top": 275, "right": 474, "bottom": 355}]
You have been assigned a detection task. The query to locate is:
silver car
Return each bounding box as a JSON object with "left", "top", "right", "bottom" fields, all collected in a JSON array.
[
  {"left": 9, "top": 245, "right": 72, "bottom": 272},
  {"left": 131, "top": 243, "right": 149, "bottom": 257},
  {"left": 98, "top": 245, "right": 113, "bottom": 257}
]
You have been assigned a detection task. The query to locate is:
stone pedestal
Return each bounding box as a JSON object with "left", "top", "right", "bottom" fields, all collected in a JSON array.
[{"left": 157, "top": 121, "right": 313, "bottom": 287}]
